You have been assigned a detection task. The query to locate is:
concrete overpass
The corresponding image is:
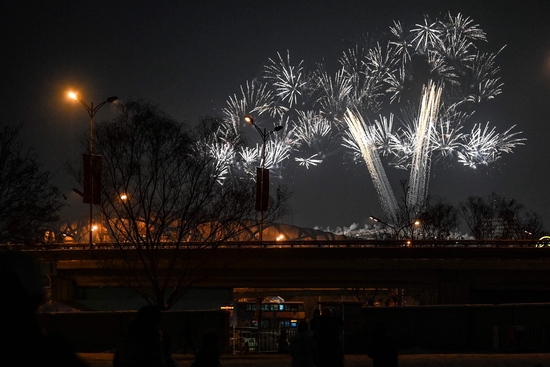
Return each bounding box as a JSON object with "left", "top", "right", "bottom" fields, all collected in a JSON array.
[{"left": 16, "top": 239, "right": 550, "bottom": 305}]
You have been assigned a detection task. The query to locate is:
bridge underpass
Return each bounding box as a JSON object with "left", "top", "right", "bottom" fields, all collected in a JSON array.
[{"left": 22, "top": 242, "right": 550, "bottom": 307}]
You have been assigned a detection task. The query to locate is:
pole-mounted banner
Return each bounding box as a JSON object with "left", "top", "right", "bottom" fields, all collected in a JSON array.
[
  {"left": 255, "top": 167, "right": 269, "bottom": 211},
  {"left": 83, "top": 153, "right": 102, "bottom": 204}
]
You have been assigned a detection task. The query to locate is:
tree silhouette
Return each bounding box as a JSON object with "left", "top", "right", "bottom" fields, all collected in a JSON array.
[
  {"left": 0, "top": 125, "right": 63, "bottom": 244},
  {"left": 84, "top": 100, "right": 290, "bottom": 309}
]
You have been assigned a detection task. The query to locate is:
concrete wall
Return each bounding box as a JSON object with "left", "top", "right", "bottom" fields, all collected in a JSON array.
[
  {"left": 37, "top": 310, "right": 230, "bottom": 353},
  {"left": 360, "top": 303, "right": 550, "bottom": 353}
]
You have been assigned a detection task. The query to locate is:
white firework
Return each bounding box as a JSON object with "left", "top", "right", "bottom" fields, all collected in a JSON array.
[
  {"left": 384, "top": 66, "right": 406, "bottom": 104},
  {"left": 457, "top": 122, "right": 499, "bottom": 168},
  {"left": 295, "top": 154, "right": 323, "bottom": 169},
  {"left": 365, "top": 42, "right": 400, "bottom": 79},
  {"left": 389, "top": 20, "right": 413, "bottom": 66},
  {"left": 369, "top": 114, "right": 398, "bottom": 157},
  {"left": 213, "top": 12, "right": 524, "bottom": 221},
  {"left": 441, "top": 12, "right": 487, "bottom": 43},
  {"left": 338, "top": 44, "right": 387, "bottom": 112},
  {"left": 265, "top": 135, "right": 292, "bottom": 170},
  {"left": 314, "top": 67, "right": 353, "bottom": 119},
  {"left": 222, "top": 80, "right": 287, "bottom": 134},
  {"left": 458, "top": 122, "right": 525, "bottom": 168},
  {"left": 426, "top": 50, "right": 459, "bottom": 83},
  {"left": 208, "top": 141, "right": 235, "bottom": 184},
  {"left": 239, "top": 145, "right": 260, "bottom": 176},
  {"left": 293, "top": 110, "right": 341, "bottom": 159},
  {"left": 410, "top": 15, "right": 442, "bottom": 54},
  {"left": 430, "top": 108, "right": 469, "bottom": 159},
  {"left": 264, "top": 50, "right": 308, "bottom": 108}
]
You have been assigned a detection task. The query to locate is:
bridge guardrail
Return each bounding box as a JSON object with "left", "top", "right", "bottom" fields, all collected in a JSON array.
[{"left": 2, "top": 239, "right": 549, "bottom": 251}]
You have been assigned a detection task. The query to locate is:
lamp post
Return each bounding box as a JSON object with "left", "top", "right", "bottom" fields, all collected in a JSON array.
[
  {"left": 244, "top": 115, "right": 283, "bottom": 242},
  {"left": 69, "top": 92, "right": 117, "bottom": 248}
]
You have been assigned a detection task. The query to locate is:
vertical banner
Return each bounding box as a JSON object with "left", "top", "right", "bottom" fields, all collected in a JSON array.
[
  {"left": 83, "top": 153, "right": 102, "bottom": 204},
  {"left": 255, "top": 167, "right": 270, "bottom": 211}
]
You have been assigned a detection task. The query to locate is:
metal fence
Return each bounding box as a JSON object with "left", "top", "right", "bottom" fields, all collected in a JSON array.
[
  {"left": 493, "top": 325, "right": 546, "bottom": 351},
  {"left": 230, "top": 327, "right": 297, "bottom": 354}
]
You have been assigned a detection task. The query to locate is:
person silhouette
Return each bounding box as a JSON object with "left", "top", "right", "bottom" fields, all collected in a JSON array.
[
  {"left": 113, "top": 305, "right": 167, "bottom": 367},
  {"left": 315, "top": 309, "right": 344, "bottom": 367},
  {"left": 182, "top": 317, "right": 198, "bottom": 354},
  {"left": 278, "top": 329, "right": 290, "bottom": 353},
  {"left": 191, "top": 332, "right": 221, "bottom": 367},
  {"left": 163, "top": 330, "right": 179, "bottom": 367},
  {"left": 367, "top": 321, "right": 398, "bottom": 367},
  {"left": 0, "top": 251, "right": 89, "bottom": 366},
  {"left": 309, "top": 308, "right": 321, "bottom": 335},
  {"left": 289, "top": 320, "right": 316, "bottom": 367},
  {"left": 309, "top": 308, "right": 321, "bottom": 365}
]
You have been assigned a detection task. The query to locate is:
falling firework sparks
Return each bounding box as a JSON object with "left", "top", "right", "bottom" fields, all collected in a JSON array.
[
  {"left": 407, "top": 81, "right": 443, "bottom": 209},
  {"left": 343, "top": 109, "right": 399, "bottom": 219}
]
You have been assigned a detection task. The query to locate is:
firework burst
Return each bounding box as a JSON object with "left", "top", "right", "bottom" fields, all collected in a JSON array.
[
  {"left": 211, "top": 12, "right": 524, "bottom": 222},
  {"left": 264, "top": 50, "right": 308, "bottom": 108}
]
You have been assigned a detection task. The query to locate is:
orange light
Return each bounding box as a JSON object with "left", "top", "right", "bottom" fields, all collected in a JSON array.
[
  {"left": 120, "top": 194, "right": 128, "bottom": 201},
  {"left": 276, "top": 234, "right": 285, "bottom": 241},
  {"left": 68, "top": 91, "right": 78, "bottom": 100},
  {"left": 92, "top": 225, "right": 98, "bottom": 232},
  {"left": 244, "top": 115, "right": 253, "bottom": 124}
]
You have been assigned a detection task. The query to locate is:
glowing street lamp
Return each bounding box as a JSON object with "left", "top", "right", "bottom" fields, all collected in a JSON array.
[
  {"left": 245, "top": 115, "right": 283, "bottom": 242},
  {"left": 68, "top": 92, "right": 117, "bottom": 248}
]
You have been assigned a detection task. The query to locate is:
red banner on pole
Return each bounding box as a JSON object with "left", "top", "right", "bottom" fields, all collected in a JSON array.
[
  {"left": 255, "top": 167, "right": 269, "bottom": 211},
  {"left": 83, "top": 153, "right": 102, "bottom": 204}
]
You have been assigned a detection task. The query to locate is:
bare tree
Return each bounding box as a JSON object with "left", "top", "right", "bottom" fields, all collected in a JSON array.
[
  {"left": 417, "top": 197, "right": 459, "bottom": 240},
  {"left": 372, "top": 181, "right": 460, "bottom": 240},
  {"left": 0, "top": 125, "right": 64, "bottom": 244},
  {"left": 371, "top": 180, "right": 426, "bottom": 240},
  {"left": 459, "top": 192, "right": 545, "bottom": 240},
  {"left": 88, "top": 100, "right": 290, "bottom": 309}
]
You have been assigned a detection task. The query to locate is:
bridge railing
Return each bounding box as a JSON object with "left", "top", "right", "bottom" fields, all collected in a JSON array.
[{"left": 3, "top": 239, "right": 549, "bottom": 251}]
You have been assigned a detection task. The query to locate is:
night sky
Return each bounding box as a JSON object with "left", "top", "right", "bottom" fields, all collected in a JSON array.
[{"left": 3, "top": 1, "right": 550, "bottom": 232}]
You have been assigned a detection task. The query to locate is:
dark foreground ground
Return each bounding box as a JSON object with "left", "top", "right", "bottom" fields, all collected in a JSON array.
[{"left": 80, "top": 352, "right": 549, "bottom": 367}]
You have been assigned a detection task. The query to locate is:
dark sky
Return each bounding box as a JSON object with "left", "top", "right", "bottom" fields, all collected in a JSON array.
[{"left": 2, "top": 0, "right": 550, "bottom": 231}]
